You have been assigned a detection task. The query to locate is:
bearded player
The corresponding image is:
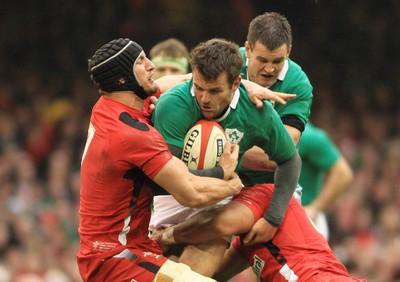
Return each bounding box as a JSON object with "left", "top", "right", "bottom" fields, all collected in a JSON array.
[{"left": 149, "top": 38, "right": 301, "bottom": 276}]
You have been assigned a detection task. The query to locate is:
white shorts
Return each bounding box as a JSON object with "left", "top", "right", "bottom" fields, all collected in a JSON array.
[
  {"left": 149, "top": 195, "right": 232, "bottom": 232},
  {"left": 294, "top": 185, "right": 302, "bottom": 202},
  {"left": 313, "top": 212, "right": 329, "bottom": 240}
]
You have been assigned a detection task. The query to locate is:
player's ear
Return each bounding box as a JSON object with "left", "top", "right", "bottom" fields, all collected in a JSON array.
[
  {"left": 286, "top": 44, "right": 292, "bottom": 59},
  {"left": 244, "top": 41, "right": 251, "bottom": 58},
  {"left": 232, "top": 76, "right": 241, "bottom": 92}
]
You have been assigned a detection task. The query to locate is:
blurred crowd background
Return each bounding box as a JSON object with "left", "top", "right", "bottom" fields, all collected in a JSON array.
[{"left": 0, "top": 1, "right": 399, "bottom": 281}]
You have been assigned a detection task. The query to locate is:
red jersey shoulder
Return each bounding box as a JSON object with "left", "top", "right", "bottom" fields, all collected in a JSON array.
[
  {"left": 119, "top": 111, "right": 151, "bottom": 132},
  {"left": 118, "top": 111, "right": 167, "bottom": 150}
]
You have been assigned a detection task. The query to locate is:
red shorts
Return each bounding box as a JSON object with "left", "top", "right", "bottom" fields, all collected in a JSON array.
[
  {"left": 77, "top": 248, "right": 168, "bottom": 282},
  {"left": 232, "top": 183, "right": 275, "bottom": 220},
  {"left": 231, "top": 185, "right": 367, "bottom": 282},
  {"left": 308, "top": 273, "right": 367, "bottom": 282}
]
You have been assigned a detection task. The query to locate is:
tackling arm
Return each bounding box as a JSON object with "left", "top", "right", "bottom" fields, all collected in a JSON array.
[
  {"left": 152, "top": 147, "right": 241, "bottom": 209},
  {"left": 155, "top": 73, "right": 192, "bottom": 93},
  {"left": 264, "top": 150, "right": 302, "bottom": 226},
  {"left": 242, "top": 150, "right": 302, "bottom": 246},
  {"left": 169, "top": 141, "right": 238, "bottom": 181}
]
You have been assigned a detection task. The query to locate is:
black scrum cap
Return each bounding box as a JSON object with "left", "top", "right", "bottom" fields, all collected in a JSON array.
[{"left": 88, "top": 38, "right": 148, "bottom": 99}]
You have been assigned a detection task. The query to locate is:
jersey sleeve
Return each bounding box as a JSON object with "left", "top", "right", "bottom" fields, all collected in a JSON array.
[
  {"left": 259, "top": 102, "right": 296, "bottom": 164},
  {"left": 273, "top": 61, "right": 313, "bottom": 127},
  {"left": 299, "top": 125, "right": 340, "bottom": 170}
]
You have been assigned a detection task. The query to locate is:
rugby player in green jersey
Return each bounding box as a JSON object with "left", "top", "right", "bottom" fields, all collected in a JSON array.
[
  {"left": 239, "top": 12, "right": 313, "bottom": 187},
  {"left": 298, "top": 123, "right": 353, "bottom": 239},
  {"left": 149, "top": 38, "right": 301, "bottom": 276},
  {"left": 233, "top": 13, "right": 313, "bottom": 281}
]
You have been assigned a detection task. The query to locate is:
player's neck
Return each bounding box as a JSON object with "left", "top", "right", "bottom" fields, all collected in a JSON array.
[{"left": 106, "top": 91, "right": 144, "bottom": 110}]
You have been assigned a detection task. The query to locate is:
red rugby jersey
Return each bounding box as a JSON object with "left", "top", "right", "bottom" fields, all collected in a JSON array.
[{"left": 78, "top": 96, "right": 172, "bottom": 258}]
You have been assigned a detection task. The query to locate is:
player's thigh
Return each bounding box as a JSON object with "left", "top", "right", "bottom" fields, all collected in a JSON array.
[{"left": 232, "top": 184, "right": 274, "bottom": 214}]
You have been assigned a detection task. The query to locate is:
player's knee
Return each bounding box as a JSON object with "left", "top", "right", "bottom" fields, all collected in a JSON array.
[
  {"left": 212, "top": 212, "right": 238, "bottom": 237},
  {"left": 212, "top": 207, "right": 252, "bottom": 237},
  {"left": 155, "top": 260, "right": 216, "bottom": 282},
  {"left": 213, "top": 221, "right": 234, "bottom": 237}
]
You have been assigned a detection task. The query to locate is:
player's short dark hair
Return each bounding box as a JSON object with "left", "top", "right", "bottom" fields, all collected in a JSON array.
[
  {"left": 247, "top": 12, "right": 292, "bottom": 51},
  {"left": 190, "top": 38, "right": 242, "bottom": 85},
  {"left": 88, "top": 38, "right": 148, "bottom": 99}
]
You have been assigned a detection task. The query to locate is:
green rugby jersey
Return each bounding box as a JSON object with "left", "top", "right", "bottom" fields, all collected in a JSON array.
[
  {"left": 298, "top": 123, "right": 340, "bottom": 206},
  {"left": 152, "top": 80, "right": 296, "bottom": 170},
  {"left": 239, "top": 47, "right": 313, "bottom": 184}
]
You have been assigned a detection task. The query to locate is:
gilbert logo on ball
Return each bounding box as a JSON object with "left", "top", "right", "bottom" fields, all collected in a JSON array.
[{"left": 181, "top": 120, "right": 227, "bottom": 170}]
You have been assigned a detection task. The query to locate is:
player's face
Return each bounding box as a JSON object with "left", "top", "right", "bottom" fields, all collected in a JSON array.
[
  {"left": 153, "top": 65, "right": 187, "bottom": 80},
  {"left": 245, "top": 41, "right": 291, "bottom": 87},
  {"left": 133, "top": 52, "right": 159, "bottom": 95},
  {"left": 192, "top": 68, "right": 240, "bottom": 120}
]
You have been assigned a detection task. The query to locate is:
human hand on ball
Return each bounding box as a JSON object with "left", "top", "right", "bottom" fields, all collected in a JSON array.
[{"left": 218, "top": 142, "right": 239, "bottom": 180}]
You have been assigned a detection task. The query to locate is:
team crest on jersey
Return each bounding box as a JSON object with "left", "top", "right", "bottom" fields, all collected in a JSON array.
[
  {"left": 252, "top": 255, "right": 265, "bottom": 277},
  {"left": 225, "top": 128, "right": 244, "bottom": 144}
]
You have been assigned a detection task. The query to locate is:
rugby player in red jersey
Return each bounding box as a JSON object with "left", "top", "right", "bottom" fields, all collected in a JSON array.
[{"left": 77, "top": 38, "right": 242, "bottom": 282}]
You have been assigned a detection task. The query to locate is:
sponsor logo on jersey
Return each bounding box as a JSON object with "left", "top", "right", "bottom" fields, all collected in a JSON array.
[
  {"left": 252, "top": 254, "right": 265, "bottom": 277},
  {"left": 225, "top": 128, "right": 244, "bottom": 144}
]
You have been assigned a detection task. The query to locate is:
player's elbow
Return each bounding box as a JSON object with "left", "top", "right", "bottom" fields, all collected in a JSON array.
[
  {"left": 341, "top": 159, "right": 354, "bottom": 185},
  {"left": 342, "top": 165, "right": 354, "bottom": 188},
  {"left": 346, "top": 164, "right": 354, "bottom": 181},
  {"left": 335, "top": 158, "right": 354, "bottom": 191}
]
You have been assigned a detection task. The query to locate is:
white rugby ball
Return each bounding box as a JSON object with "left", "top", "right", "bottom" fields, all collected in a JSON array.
[{"left": 181, "top": 120, "right": 227, "bottom": 169}]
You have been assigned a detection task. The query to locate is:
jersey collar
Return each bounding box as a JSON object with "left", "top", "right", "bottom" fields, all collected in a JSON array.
[{"left": 277, "top": 59, "right": 289, "bottom": 81}]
